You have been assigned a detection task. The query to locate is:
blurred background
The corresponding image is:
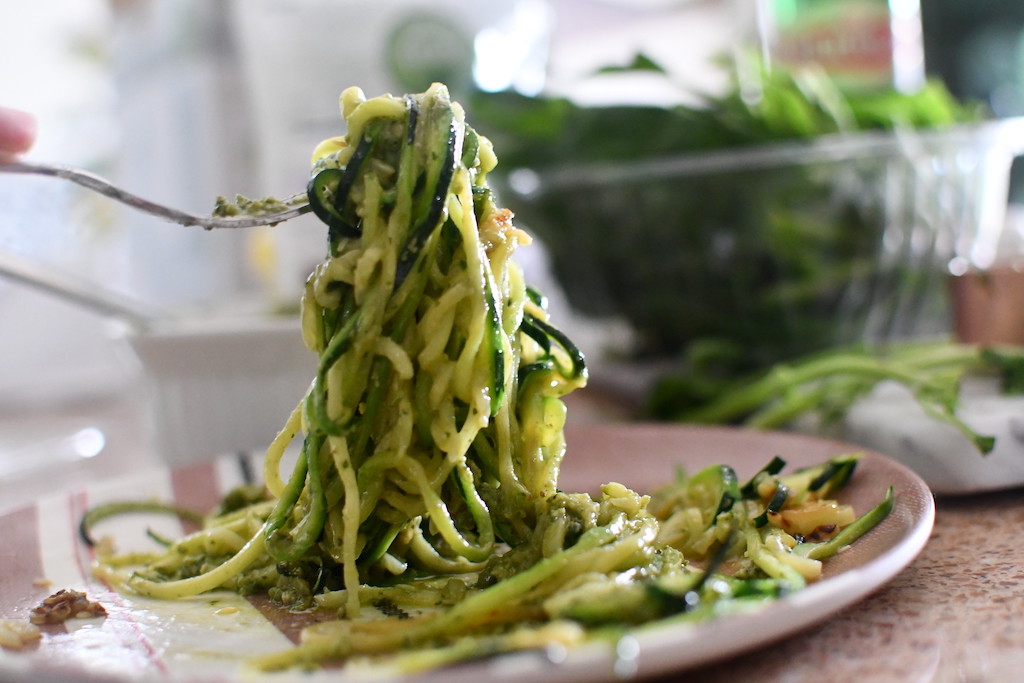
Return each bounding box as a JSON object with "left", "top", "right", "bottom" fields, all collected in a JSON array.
[
  {"left": 0, "top": 0, "right": 734, "bottom": 407},
  {"left": 2, "top": 0, "right": 1024, "bottom": 480}
]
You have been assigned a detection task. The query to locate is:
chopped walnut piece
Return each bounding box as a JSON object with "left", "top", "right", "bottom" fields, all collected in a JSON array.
[{"left": 29, "top": 589, "right": 107, "bottom": 625}]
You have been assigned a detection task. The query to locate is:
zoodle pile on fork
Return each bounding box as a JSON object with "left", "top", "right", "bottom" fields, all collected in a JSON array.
[{"left": 86, "top": 84, "right": 892, "bottom": 673}]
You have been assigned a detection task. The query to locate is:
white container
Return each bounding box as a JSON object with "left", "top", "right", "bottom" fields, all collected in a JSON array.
[
  {"left": 840, "top": 378, "right": 1024, "bottom": 494},
  {"left": 119, "top": 315, "right": 315, "bottom": 466}
]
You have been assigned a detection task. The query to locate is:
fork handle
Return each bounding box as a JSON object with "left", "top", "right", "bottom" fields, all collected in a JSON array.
[
  {"left": 0, "top": 160, "right": 215, "bottom": 225},
  {"left": 0, "top": 160, "right": 310, "bottom": 229}
]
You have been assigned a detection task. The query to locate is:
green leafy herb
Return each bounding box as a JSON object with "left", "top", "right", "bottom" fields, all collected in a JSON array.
[{"left": 647, "top": 341, "right": 1024, "bottom": 455}]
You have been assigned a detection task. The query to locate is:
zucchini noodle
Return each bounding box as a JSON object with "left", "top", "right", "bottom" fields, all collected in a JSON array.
[{"left": 89, "top": 83, "right": 893, "bottom": 674}]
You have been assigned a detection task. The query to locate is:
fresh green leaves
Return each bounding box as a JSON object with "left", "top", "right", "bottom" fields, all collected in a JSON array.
[
  {"left": 649, "top": 341, "right": 1024, "bottom": 455},
  {"left": 982, "top": 347, "right": 1024, "bottom": 394},
  {"left": 467, "top": 57, "right": 982, "bottom": 170}
]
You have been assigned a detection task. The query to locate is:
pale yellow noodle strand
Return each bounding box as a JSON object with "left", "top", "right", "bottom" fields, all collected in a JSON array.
[
  {"left": 374, "top": 337, "right": 414, "bottom": 380},
  {"left": 494, "top": 398, "right": 527, "bottom": 497},
  {"left": 327, "top": 435, "right": 363, "bottom": 617},
  {"left": 204, "top": 501, "right": 275, "bottom": 533},
  {"left": 427, "top": 361, "right": 456, "bottom": 410},
  {"left": 380, "top": 486, "right": 425, "bottom": 519},
  {"left": 428, "top": 394, "right": 458, "bottom": 451},
  {"left": 442, "top": 399, "right": 487, "bottom": 465},
  {"left": 357, "top": 453, "right": 405, "bottom": 521},
  {"left": 127, "top": 526, "right": 268, "bottom": 599},
  {"left": 338, "top": 88, "right": 406, "bottom": 152},
  {"left": 321, "top": 507, "right": 347, "bottom": 565},
  {"left": 450, "top": 296, "right": 486, "bottom": 398},
  {"left": 539, "top": 525, "right": 657, "bottom": 600},
  {"left": 355, "top": 384, "right": 415, "bottom": 521},
  {"left": 449, "top": 274, "right": 488, "bottom": 403},
  {"left": 524, "top": 397, "right": 568, "bottom": 495},
  {"left": 417, "top": 283, "right": 469, "bottom": 365},
  {"left": 311, "top": 255, "right": 358, "bottom": 308},
  {"left": 353, "top": 243, "right": 386, "bottom": 298},
  {"left": 358, "top": 177, "right": 387, "bottom": 246},
  {"left": 407, "top": 525, "right": 487, "bottom": 574},
  {"left": 399, "top": 458, "right": 492, "bottom": 562},
  {"left": 263, "top": 400, "right": 305, "bottom": 498},
  {"left": 300, "top": 285, "right": 326, "bottom": 354},
  {"left": 173, "top": 525, "right": 249, "bottom": 556}
]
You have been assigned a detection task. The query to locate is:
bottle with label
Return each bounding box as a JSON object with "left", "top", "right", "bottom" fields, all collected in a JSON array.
[{"left": 756, "top": 0, "right": 926, "bottom": 93}]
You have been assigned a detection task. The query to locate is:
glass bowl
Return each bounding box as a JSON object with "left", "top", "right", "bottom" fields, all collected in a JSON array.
[{"left": 499, "top": 118, "right": 1024, "bottom": 370}]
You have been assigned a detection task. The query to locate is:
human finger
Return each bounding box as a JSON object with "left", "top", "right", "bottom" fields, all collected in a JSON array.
[{"left": 0, "top": 107, "right": 37, "bottom": 157}]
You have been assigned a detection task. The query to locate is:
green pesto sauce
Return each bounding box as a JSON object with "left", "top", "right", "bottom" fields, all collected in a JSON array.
[{"left": 213, "top": 194, "right": 300, "bottom": 218}]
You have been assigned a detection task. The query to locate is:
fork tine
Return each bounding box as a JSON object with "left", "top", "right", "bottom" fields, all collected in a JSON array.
[{"left": 0, "top": 160, "right": 311, "bottom": 229}]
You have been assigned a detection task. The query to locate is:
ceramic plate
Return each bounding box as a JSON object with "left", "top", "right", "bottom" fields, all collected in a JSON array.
[{"left": 0, "top": 424, "right": 933, "bottom": 682}]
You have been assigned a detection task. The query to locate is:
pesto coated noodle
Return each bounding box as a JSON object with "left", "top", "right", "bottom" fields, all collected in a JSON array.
[{"left": 87, "top": 84, "right": 893, "bottom": 674}]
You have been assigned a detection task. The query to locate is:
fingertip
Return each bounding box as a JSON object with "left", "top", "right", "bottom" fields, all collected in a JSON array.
[{"left": 0, "top": 106, "right": 38, "bottom": 155}]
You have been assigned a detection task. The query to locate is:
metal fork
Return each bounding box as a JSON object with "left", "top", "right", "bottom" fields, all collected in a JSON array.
[{"left": 0, "top": 160, "right": 311, "bottom": 229}]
